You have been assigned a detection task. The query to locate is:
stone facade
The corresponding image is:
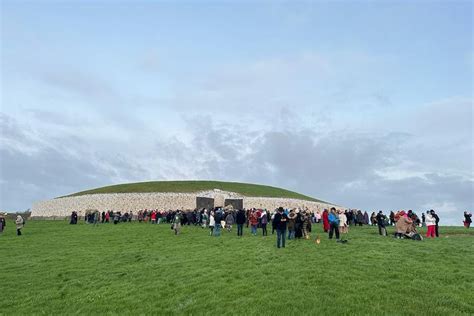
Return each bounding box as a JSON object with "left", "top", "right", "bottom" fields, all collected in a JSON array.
[{"left": 30, "top": 189, "right": 340, "bottom": 218}]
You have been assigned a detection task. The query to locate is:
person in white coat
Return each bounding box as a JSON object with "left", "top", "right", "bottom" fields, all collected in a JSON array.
[
  {"left": 338, "top": 210, "right": 348, "bottom": 234},
  {"left": 425, "top": 211, "right": 436, "bottom": 238},
  {"left": 208, "top": 212, "right": 215, "bottom": 236}
]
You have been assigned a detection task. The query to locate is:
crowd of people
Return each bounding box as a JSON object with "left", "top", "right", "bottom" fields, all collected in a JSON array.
[
  {"left": 2, "top": 208, "right": 470, "bottom": 243},
  {"left": 63, "top": 206, "right": 455, "bottom": 245}
]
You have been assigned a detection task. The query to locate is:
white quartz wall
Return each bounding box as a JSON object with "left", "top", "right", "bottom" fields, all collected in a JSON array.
[{"left": 30, "top": 190, "right": 340, "bottom": 217}]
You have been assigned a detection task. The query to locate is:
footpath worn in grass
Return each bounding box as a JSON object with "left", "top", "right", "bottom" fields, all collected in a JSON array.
[
  {"left": 1, "top": 221, "right": 473, "bottom": 315},
  {"left": 62, "top": 180, "right": 326, "bottom": 203}
]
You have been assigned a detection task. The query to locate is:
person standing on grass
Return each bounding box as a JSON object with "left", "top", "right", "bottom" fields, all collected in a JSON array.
[
  {"left": 16, "top": 215, "right": 24, "bottom": 236},
  {"left": 431, "top": 210, "right": 440, "bottom": 237},
  {"left": 249, "top": 210, "right": 258, "bottom": 236},
  {"left": 0, "top": 213, "right": 6, "bottom": 235},
  {"left": 376, "top": 211, "right": 387, "bottom": 236},
  {"left": 201, "top": 210, "right": 208, "bottom": 229},
  {"left": 209, "top": 211, "right": 215, "bottom": 236},
  {"left": 328, "top": 208, "right": 340, "bottom": 241},
  {"left": 425, "top": 211, "right": 436, "bottom": 238},
  {"left": 260, "top": 209, "right": 268, "bottom": 236},
  {"left": 173, "top": 211, "right": 183, "bottom": 235},
  {"left": 213, "top": 208, "right": 223, "bottom": 237},
  {"left": 389, "top": 211, "right": 395, "bottom": 226},
  {"left": 464, "top": 211, "right": 472, "bottom": 228},
  {"left": 338, "top": 210, "right": 348, "bottom": 235},
  {"left": 302, "top": 211, "right": 311, "bottom": 240},
  {"left": 287, "top": 209, "right": 296, "bottom": 240},
  {"left": 274, "top": 207, "right": 288, "bottom": 248},
  {"left": 225, "top": 211, "right": 234, "bottom": 232},
  {"left": 236, "top": 209, "right": 246, "bottom": 237},
  {"left": 322, "top": 209, "right": 330, "bottom": 232}
]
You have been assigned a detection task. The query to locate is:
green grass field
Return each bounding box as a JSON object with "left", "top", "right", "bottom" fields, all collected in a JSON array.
[
  {"left": 62, "top": 180, "right": 326, "bottom": 203},
  {"left": 1, "top": 221, "right": 473, "bottom": 315}
]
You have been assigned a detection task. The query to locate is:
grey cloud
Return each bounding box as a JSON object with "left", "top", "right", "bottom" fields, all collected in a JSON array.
[
  {"left": 151, "top": 117, "right": 471, "bottom": 224},
  {"left": 0, "top": 113, "right": 148, "bottom": 211}
]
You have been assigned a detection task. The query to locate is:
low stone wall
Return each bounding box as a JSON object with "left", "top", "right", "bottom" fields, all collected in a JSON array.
[{"left": 30, "top": 190, "right": 340, "bottom": 217}]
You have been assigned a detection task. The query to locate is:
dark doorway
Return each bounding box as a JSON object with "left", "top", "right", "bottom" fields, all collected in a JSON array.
[
  {"left": 224, "top": 199, "right": 243, "bottom": 210},
  {"left": 196, "top": 197, "right": 214, "bottom": 210}
]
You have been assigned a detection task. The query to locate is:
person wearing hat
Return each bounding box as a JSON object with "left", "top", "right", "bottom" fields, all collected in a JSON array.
[
  {"left": 16, "top": 214, "right": 24, "bottom": 236},
  {"left": 287, "top": 209, "right": 296, "bottom": 240}
]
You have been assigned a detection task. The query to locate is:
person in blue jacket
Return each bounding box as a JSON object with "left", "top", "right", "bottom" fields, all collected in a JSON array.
[{"left": 328, "top": 207, "right": 340, "bottom": 241}]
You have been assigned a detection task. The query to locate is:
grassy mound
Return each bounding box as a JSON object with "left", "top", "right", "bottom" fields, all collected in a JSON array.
[
  {"left": 62, "top": 180, "right": 328, "bottom": 203},
  {"left": 2, "top": 221, "right": 473, "bottom": 315}
]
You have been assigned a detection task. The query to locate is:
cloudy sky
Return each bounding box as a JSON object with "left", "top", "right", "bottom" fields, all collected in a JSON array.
[{"left": 1, "top": 1, "right": 472, "bottom": 224}]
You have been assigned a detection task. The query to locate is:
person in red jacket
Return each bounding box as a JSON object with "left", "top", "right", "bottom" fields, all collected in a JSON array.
[
  {"left": 249, "top": 210, "right": 258, "bottom": 236},
  {"left": 151, "top": 211, "right": 157, "bottom": 224},
  {"left": 322, "top": 209, "right": 330, "bottom": 233}
]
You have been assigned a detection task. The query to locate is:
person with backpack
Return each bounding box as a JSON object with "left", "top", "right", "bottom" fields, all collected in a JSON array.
[{"left": 328, "top": 208, "right": 340, "bottom": 241}]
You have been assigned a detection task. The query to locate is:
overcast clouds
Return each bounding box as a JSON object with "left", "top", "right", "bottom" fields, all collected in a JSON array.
[{"left": 1, "top": 1, "right": 472, "bottom": 224}]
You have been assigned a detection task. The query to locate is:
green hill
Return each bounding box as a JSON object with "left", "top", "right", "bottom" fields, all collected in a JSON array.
[{"left": 61, "top": 180, "right": 328, "bottom": 203}]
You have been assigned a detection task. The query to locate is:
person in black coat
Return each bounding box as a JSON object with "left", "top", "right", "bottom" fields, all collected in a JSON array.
[
  {"left": 431, "top": 210, "right": 440, "bottom": 237},
  {"left": 376, "top": 211, "right": 386, "bottom": 236},
  {"left": 273, "top": 207, "right": 288, "bottom": 248},
  {"left": 236, "top": 209, "right": 246, "bottom": 236},
  {"left": 295, "top": 212, "right": 303, "bottom": 239}
]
